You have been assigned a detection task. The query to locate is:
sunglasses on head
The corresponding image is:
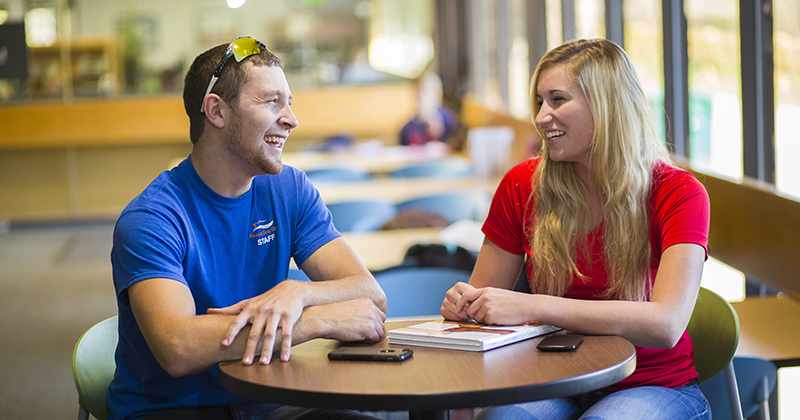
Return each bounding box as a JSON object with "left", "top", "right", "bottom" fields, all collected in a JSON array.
[{"left": 200, "top": 36, "right": 268, "bottom": 113}]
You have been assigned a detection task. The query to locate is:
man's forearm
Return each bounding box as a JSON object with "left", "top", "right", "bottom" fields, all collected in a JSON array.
[
  {"left": 155, "top": 312, "right": 321, "bottom": 376},
  {"left": 300, "top": 274, "right": 387, "bottom": 313},
  {"left": 298, "top": 237, "right": 387, "bottom": 312},
  {"left": 148, "top": 313, "right": 259, "bottom": 377}
]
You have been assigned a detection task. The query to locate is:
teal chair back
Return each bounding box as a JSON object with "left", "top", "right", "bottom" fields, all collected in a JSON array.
[
  {"left": 396, "top": 191, "right": 490, "bottom": 224},
  {"left": 305, "top": 167, "right": 369, "bottom": 184},
  {"left": 73, "top": 316, "right": 118, "bottom": 420},
  {"left": 390, "top": 159, "right": 473, "bottom": 179},
  {"left": 374, "top": 266, "right": 471, "bottom": 318},
  {"left": 326, "top": 199, "right": 398, "bottom": 232},
  {"left": 687, "top": 287, "right": 743, "bottom": 420}
]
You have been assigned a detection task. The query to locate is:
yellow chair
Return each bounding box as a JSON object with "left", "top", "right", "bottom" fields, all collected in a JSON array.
[
  {"left": 72, "top": 316, "right": 118, "bottom": 420},
  {"left": 687, "top": 287, "right": 743, "bottom": 420}
]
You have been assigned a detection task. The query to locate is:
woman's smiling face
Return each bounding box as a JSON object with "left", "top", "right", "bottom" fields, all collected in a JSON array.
[{"left": 534, "top": 64, "right": 595, "bottom": 170}]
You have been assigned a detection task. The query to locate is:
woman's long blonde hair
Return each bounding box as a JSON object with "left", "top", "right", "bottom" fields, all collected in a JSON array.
[{"left": 528, "top": 38, "right": 672, "bottom": 301}]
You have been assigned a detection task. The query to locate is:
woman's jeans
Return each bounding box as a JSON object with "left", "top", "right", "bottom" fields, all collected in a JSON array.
[{"left": 475, "top": 383, "right": 710, "bottom": 420}]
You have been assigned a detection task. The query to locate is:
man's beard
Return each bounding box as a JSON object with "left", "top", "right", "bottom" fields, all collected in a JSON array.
[{"left": 224, "top": 111, "right": 283, "bottom": 175}]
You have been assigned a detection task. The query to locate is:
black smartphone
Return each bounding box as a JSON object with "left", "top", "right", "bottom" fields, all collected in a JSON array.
[
  {"left": 536, "top": 334, "right": 584, "bottom": 352},
  {"left": 328, "top": 347, "right": 414, "bottom": 362}
]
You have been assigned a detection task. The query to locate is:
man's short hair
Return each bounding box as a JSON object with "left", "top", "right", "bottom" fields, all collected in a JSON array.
[{"left": 183, "top": 42, "right": 282, "bottom": 143}]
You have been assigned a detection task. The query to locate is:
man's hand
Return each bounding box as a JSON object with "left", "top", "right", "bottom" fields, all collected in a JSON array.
[
  {"left": 207, "top": 280, "right": 309, "bottom": 365},
  {"left": 304, "top": 298, "right": 386, "bottom": 343}
]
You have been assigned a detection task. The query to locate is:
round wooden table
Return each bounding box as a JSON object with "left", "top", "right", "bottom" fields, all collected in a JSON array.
[{"left": 219, "top": 320, "right": 636, "bottom": 420}]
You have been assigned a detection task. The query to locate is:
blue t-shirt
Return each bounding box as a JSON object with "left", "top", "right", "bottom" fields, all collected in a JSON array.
[{"left": 109, "top": 157, "right": 339, "bottom": 420}]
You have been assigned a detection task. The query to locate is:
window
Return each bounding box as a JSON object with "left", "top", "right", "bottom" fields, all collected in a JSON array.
[
  {"left": 685, "top": 0, "right": 743, "bottom": 180},
  {"left": 774, "top": 0, "right": 800, "bottom": 198},
  {"left": 509, "top": 0, "right": 532, "bottom": 119},
  {"left": 624, "top": 0, "right": 665, "bottom": 143},
  {"left": 575, "top": 0, "right": 605, "bottom": 40}
]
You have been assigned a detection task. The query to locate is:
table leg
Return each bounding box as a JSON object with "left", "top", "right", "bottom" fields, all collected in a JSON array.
[{"left": 408, "top": 410, "right": 449, "bottom": 420}]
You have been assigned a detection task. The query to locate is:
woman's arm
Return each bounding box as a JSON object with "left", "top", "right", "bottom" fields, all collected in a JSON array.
[
  {"left": 456, "top": 241, "right": 705, "bottom": 348},
  {"left": 468, "top": 237, "right": 525, "bottom": 289}
]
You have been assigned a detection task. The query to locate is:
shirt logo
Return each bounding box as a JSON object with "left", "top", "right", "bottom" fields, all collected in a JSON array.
[
  {"left": 252, "top": 219, "right": 274, "bottom": 232},
  {"left": 250, "top": 219, "right": 277, "bottom": 245}
]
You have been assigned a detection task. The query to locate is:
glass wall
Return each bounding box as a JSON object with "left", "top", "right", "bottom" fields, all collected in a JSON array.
[
  {"left": 575, "top": 0, "right": 604, "bottom": 40},
  {"left": 686, "top": 0, "right": 742, "bottom": 180},
  {"left": 774, "top": 0, "right": 800, "bottom": 198},
  {"left": 546, "top": 0, "right": 563, "bottom": 51},
  {"left": 773, "top": 0, "right": 800, "bottom": 411},
  {"left": 508, "top": 0, "right": 532, "bottom": 120},
  {"left": 624, "top": 0, "right": 665, "bottom": 144},
  {"left": 472, "top": 0, "right": 606, "bottom": 120},
  {"left": 477, "top": 0, "right": 502, "bottom": 110}
]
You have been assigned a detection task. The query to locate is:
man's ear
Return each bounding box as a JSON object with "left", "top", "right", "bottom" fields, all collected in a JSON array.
[{"left": 202, "top": 94, "right": 227, "bottom": 129}]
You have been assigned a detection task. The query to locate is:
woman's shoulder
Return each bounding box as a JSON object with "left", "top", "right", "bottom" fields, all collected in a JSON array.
[
  {"left": 653, "top": 161, "right": 701, "bottom": 183},
  {"left": 651, "top": 161, "right": 708, "bottom": 197},
  {"left": 507, "top": 156, "right": 542, "bottom": 178}
]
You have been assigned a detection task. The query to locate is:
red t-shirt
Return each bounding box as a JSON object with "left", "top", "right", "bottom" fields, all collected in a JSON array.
[{"left": 482, "top": 157, "right": 710, "bottom": 390}]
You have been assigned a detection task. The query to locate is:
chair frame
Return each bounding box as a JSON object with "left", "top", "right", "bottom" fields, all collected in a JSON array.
[{"left": 688, "top": 287, "right": 744, "bottom": 420}]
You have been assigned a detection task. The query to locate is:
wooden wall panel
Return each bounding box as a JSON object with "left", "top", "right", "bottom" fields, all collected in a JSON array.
[
  {"left": 686, "top": 168, "right": 800, "bottom": 299},
  {"left": 0, "top": 96, "right": 189, "bottom": 149},
  {"left": 0, "top": 149, "right": 73, "bottom": 218},
  {"left": 0, "top": 82, "right": 416, "bottom": 149},
  {"left": 0, "top": 82, "right": 416, "bottom": 221}
]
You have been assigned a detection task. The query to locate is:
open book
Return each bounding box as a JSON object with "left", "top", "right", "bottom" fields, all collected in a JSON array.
[{"left": 387, "top": 319, "right": 561, "bottom": 351}]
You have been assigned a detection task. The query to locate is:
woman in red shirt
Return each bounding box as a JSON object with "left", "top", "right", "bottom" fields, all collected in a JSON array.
[{"left": 441, "top": 38, "right": 711, "bottom": 420}]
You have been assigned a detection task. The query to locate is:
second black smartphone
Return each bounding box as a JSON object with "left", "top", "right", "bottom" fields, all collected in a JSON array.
[
  {"left": 536, "top": 334, "right": 584, "bottom": 352},
  {"left": 328, "top": 347, "right": 414, "bottom": 362}
]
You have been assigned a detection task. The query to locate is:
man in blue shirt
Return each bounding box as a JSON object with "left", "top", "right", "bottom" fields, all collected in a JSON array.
[{"left": 109, "top": 37, "right": 387, "bottom": 420}]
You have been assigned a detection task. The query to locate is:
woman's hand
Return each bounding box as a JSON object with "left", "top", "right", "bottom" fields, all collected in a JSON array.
[
  {"left": 441, "top": 239, "right": 527, "bottom": 323},
  {"left": 441, "top": 282, "right": 476, "bottom": 320},
  {"left": 456, "top": 287, "right": 534, "bottom": 325}
]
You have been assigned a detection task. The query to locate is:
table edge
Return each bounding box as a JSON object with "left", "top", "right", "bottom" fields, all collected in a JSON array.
[{"left": 218, "top": 337, "right": 637, "bottom": 412}]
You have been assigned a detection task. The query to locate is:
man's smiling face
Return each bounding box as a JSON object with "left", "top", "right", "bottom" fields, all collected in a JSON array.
[{"left": 223, "top": 63, "right": 299, "bottom": 176}]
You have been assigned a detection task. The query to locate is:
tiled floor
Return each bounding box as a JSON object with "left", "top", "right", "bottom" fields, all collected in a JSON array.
[{"left": 0, "top": 220, "right": 118, "bottom": 419}]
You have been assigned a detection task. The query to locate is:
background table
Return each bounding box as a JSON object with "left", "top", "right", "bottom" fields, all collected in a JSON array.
[
  {"left": 282, "top": 144, "right": 455, "bottom": 176},
  {"left": 219, "top": 320, "right": 637, "bottom": 420},
  {"left": 315, "top": 177, "right": 498, "bottom": 205},
  {"left": 341, "top": 228, "right": 443, "bottom": 271},
  {"left": 731, "top": 295, "right": 800, "bottom": 367},
  {"left": 730, "top": 295, "right": 800, "bottom": 420}
]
